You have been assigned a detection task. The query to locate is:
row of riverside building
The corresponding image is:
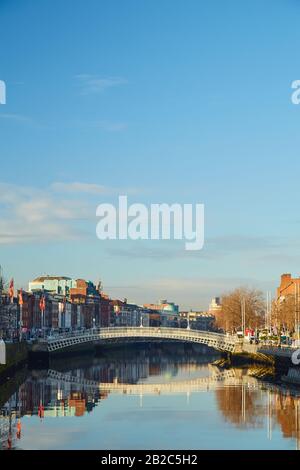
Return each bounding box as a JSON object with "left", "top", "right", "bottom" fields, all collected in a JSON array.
[
  {"left": 0, "top": 275, "right": 221, "bottom": 339},
  {"left": 4, "top": 271, "right": 300, "bottom": 339},
  {"left": 0, "top": 276, "right": 110, "bottom": 338}
]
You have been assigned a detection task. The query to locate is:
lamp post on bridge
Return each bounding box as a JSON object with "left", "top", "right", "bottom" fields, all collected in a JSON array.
[
  {"left": 18, "top": 289, "right": 23, "bottom": 343},
  {"left": 39, "top": 295, "right": 46, "bottom": 339},
  {"left": 241, "top": 298, "right": 246, "bottom": 338},
  {"left": 187, "top": 310, "right": 191, "bottom": 330}
]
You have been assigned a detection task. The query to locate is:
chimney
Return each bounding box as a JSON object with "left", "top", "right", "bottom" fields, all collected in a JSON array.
[{"left": 281, "top": 273, "right": 291, "bottom": 287}]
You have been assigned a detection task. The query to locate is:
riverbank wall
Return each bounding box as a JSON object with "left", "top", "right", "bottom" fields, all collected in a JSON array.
[
  {"left": 28, "top": 341, "right": 95, "bottom": 369},
  {"left": 0, "top": 342, "right": 28, "bottom": 381},
  {"left": 0, "top": 368, "right": 28, "bottom": 408}
]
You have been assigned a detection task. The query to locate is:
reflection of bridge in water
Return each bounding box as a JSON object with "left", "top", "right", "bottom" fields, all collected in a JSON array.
[
  {"left": 46, "top": 368, "right": 258, "bottom": 395},
  {"left": 2, "top": 364, "right": 300, "bottom": 450}
]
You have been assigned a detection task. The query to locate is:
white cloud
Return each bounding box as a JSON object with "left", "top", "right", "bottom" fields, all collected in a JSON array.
[
  {"left": 106, "top": 235, "right": 290, "bottom": 262},
  {"left": 51, "top": 182, "right": 110, "bottom": 195},
  {"left": 65, "top": 119, "right": 128, "bottom": 133},
  {"left": 0, "top": 219, "right": 79, "bottom": 244},
  {"left": 0, "top": 181, "right": 140, "bottom": 244},
  {"left": 90, "top": 120, "right": 128, "bottom": 132},
  {"left": 75, "top": 74, "right": 127, "bottom": 95},
  {"left": 107, "top": 276, "right": 276, "bottom": 311},
  {"left": 0, "top": 182, "right": 96, "bottom": 244},
  {"left": 51, "top": 181, "right": 139, "bottom": 196},
  {"left": 0, "top": 114, "right": 48, "bottom": 129},
  {"left": 0, "top": 113, "right": 34, "bottom": 124}
]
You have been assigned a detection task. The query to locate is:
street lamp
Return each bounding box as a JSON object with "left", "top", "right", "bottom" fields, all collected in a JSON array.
[
  {"left": 187, "top": 310, "right": 191, "bottom": 330},
  {"left": 241, "top": 298, "right": 246, "bottom": 337}
]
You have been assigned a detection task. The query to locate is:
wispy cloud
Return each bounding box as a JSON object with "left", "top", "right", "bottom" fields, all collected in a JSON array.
[
  {"left": 0, "top": 220, "right": 80, "bottom": 244},
  {"left": 90, "top": 120, "right": 128, "bottom": 132},
  {"left": 106, "top": 276, "right": 277, "bottom": 310},
  {"left": 0, "top": 181, "right": 140, "bottom": 244},
  {"left": 75, "top": 74, "right": 127, "bottom": 95},
  {"left": 52, "top": 181, "right": 139, "bottom": 196},
  {"left": 106, "top": 235, "right": 285, "bottom": 261},
  {"left": 51, "top": 182, "right": 112, "bottom": 195},
  {"left": 0, "top": 112, "right": 50, "bottom": 130},
  {"left": 71, "top": 119, "right": 128, "bottom": 132},
  {"left": 0, "top": 182, "right": 91, "bottom": 244},
  {"left": 0, "top": 113, "right": 34, "bottom": 124},
  {"left": 0, "top": 185, "right": 155, "bottom": 248}
]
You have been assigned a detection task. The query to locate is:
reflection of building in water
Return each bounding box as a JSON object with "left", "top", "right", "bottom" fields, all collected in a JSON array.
[
  {"left": 215, "top": 385, "right": 264, "bottom": 428},
  {"left": 214, "top": 368, "right": 300, "bottom": 447},
  {"left": 0, "top": 389, "right": 21, "bottom": 450},
  {"left": 0, "top": 352, "right": 216, "bottom": 428},
  {"left": 100, "top": 359, "right": 150, "bottom": 384},
  {"left": 0, "top": 374, "right": 102, "bottom": 424},
  {"left": 41, "top": 391, "right": 99, "bottom": 418},
  {"left": 274, "top": 393, "right": 300, "bottom": 448},
  {"left": 214, "top": 369, "right": 264, "bottom": 428},
  {"left": 2, "top": 356, "right": 300, "bottom": 450},
  {"left": 1, "top": 355, "right": 159, "bottom": 424},
  {"left": 0, "top": 417, "right": 17, "bottom": 450},
  {"left": 67, "top": 358, "right": 151, "bottom": 385},
  {"left": 68, "top": 392, "right": 86, "bottom": 417}
]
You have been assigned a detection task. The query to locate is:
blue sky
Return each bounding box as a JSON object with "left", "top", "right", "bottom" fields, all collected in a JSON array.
[{"left": 1, "top": 0, "right": 300, "bottom": 309}]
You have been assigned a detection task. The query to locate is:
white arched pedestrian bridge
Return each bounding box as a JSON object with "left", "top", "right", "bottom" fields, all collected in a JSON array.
[{"left": 42, "top": 327, "right": 239, "bottom": 353}]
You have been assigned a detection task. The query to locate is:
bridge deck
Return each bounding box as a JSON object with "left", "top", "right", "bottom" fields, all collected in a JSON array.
[{"left": 42, "top": 327, "right": 238, "bottom": 353}]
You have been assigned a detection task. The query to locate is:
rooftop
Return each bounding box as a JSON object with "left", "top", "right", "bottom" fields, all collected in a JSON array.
[{"left": 32, "top": 276, "right": 72, "bottom": 282}]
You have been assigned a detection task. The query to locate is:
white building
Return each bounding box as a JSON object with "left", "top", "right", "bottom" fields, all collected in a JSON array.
[
  {"left": 29, "top": 276, "right": 77, "bottom": 296},
  {"left": 209, "top": 297, "right": 222, "bottom": 314}
]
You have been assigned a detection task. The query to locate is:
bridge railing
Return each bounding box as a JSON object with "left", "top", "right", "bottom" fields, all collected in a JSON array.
[
  {"left": 47, "top": 328, "right": 101, "bottom": 342},
  {"left": 258, "top": 345, "right": 298, "bottom": 358},
  {"left": 46, "top": 326, "right": 237, "bottom": 345},
  {"left": 99, "top": 327, "right": 234, "bottom": 340}
]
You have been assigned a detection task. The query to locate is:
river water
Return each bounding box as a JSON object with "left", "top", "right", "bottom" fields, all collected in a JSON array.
[{"left": 0, "top": 343, "right": 299, "bottom": 450}]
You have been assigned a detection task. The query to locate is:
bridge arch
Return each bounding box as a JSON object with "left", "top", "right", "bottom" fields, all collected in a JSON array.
[{"left": 44, "top": 327, "right": 238, "bottom": 354}]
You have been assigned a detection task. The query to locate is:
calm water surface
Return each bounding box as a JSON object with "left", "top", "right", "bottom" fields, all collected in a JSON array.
[{"left": 1, "top": 344, "right": 300, "bottom": 450}]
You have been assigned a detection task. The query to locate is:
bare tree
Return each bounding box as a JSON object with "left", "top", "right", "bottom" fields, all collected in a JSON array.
[
  {"left": 215, "top": 287, "right": 265, "bottom": 333},
  {"left": 272, "top": 296, "right": 296, "bottom": 333}
]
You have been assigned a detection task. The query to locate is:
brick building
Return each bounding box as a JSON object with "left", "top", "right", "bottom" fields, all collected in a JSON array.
[
  {"left": 277, "top": 273, "right": 300, "bottom": 301},
  {"left": 100, "top": 293, "right": 113, "bottom": 327}
]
